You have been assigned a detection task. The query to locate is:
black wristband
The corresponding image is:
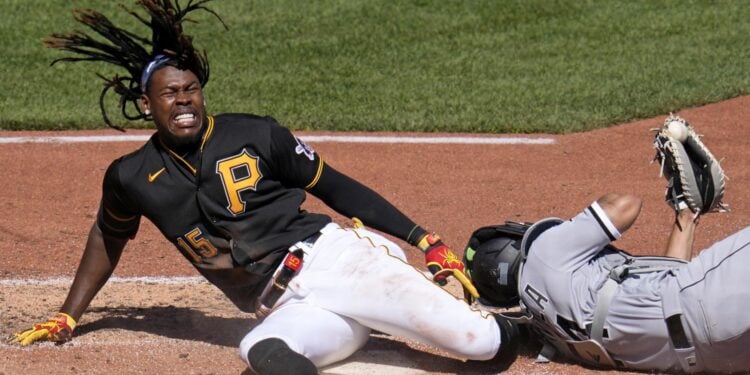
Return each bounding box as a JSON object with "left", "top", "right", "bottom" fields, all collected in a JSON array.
[{"left": 406, "top": 225, "right": 428, "bottom": 246}]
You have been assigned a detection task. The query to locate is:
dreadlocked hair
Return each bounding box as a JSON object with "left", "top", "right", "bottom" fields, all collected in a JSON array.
[{"left": 44, "top": 0, "right": 227, "bottom": 131}]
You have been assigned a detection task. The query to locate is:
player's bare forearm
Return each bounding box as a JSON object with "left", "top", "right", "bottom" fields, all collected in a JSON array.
[
  {"left": 60, "top": 223, "right": 128, "bottom": 320},
  {"left": 663, "top": 209, "right": 696, "bottom": 260}
]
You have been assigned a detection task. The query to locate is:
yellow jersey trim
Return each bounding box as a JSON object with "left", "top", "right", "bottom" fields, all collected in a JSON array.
[
  {"left": 305, "top": 157, "right": 325, "bottom": 190},
  {"left": 200, "top": 116, "right": 214, "bottom": 151},
  {"left": 104, "top": 207, "right": 137, "bottom": 222},
  {"left": 163, "top": 145, "right": 197, "bottom": 175},
  {"left": 158, "top": 116, "right": 213, "bottom": 176},
  {"left": 100, "top": 220, "right": 132, "bottom": 234}
]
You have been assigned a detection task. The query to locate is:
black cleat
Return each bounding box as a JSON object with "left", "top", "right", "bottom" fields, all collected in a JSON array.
[{"left": 492, "top": 314, "right": 521, "bottom": 371}]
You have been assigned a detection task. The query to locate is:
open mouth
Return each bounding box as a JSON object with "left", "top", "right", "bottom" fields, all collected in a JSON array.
[{"left": 173, "top": 112, "right": 197, "bottom": 127}]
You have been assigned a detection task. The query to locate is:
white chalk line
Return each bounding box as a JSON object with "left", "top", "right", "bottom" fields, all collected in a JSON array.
[
  {"left": 0, "top": 134, "right": 555, "bottom": 145},
  {"left": 0, "top": 135, "right": 151, "bottom": 144},
  {"left": 0, "top": 338, "right": 218, "bottom": 350},
  {"left": 0, "top": 276, "right": 207, "bottom": 286}
]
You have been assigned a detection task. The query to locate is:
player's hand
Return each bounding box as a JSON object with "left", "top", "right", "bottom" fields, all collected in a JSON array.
[
  {"left": 9, "top": 312, "right": 77, "bottom": 346},
  {"left": 418, "top": 233, "right": 479, "bottom": 299}
]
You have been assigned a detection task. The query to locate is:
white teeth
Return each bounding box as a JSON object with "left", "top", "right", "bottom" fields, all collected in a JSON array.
[{"left": 175, "top": 113, "right": 195, "bottom": 121}]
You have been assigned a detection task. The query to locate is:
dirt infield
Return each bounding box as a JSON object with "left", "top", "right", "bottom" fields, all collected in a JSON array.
[{"left": 2, "top": 96, "right": 750, "bottom": 374}]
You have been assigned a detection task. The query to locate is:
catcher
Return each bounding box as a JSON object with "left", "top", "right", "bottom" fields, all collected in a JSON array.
[
  {"left": 463, "top": 115, "right": 747, "bottom": 373},
  {"left": 8, "top": 1, "right": 520, "bottom": 374}
]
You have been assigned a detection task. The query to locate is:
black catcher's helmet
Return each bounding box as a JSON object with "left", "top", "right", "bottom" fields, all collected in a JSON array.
[
  {"left": 463, "top": 222, "right": 528, "bottom": 308},
  {"left": 464, "top": 218, "right": 564, "bottom": 308}
]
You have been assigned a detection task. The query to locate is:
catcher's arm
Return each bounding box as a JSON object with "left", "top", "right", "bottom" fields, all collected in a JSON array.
[
  {"left": 663, "top": 207, "right": 696, "bottom": 260},
  {"left": 9, "top": 223, "right": 128, "bottom": 346}
]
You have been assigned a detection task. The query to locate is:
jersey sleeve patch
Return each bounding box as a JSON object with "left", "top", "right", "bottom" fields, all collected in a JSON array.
[
  {"left": 268, "top": 122, "right": 322, "bottom": 188},
  {"left": 294, "top": 137, "right": 315, "bottom": 161}
]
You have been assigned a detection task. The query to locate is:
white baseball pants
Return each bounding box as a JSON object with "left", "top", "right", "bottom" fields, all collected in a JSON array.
[{"left": 239, "top": 222, "right": 500, "bottom": 367}]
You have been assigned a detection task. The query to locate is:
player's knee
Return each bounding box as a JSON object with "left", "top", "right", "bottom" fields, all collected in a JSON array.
[
  {"left": 597, "top": 193, "right": 642, "bottom": 232},
  {"left": 245, "top": 338, "right": 317, "bottom": 375}
]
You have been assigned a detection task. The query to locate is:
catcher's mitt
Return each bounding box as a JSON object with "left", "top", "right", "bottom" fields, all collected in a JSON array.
[{"left": 652, "top": 114, "right": 726, "bottom": 216}]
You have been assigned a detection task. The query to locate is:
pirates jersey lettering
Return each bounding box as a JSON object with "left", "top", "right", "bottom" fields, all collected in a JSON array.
[{"left": 215, "top": 149, "right": 263, "bottom": 215}]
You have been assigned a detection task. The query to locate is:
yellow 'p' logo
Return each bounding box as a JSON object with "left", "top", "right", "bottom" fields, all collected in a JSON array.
[{"left": 216, "top": 149, "right": 262, "bottom": 215}]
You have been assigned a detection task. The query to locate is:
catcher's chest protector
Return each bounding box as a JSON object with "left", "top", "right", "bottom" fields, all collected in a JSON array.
[{"left": 521, "top": 248, "right": 687, "bottom": 368}]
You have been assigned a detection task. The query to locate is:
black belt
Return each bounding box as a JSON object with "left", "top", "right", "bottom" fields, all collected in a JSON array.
[
  {"left": 298, "top": 231, "right": 322, "bottom": 248},
  {"left": 256, "top": 232, "right": 321, "bottom": 316},
  {"left": 665, "top": 314, "right": 699, "bottom": 369},
  {"left": 666, "top": 314, "right": 692, "bottom": 349}
]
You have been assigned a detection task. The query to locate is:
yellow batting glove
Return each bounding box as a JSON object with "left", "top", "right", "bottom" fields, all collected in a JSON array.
[{"left": 10, "top": 312, "right": 77, "bottom": 346}]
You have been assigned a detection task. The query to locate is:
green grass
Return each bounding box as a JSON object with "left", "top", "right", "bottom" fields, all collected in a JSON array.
[{"left": 2, "top": 0, "right": 750, "bottom": 133}]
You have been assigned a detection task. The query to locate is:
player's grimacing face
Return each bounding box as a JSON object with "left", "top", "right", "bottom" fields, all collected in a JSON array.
[{"left": 141, "top": 66, "right": 206, "bottom": 148}]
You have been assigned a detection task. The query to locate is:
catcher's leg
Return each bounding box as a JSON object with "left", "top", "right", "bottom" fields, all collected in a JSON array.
[
  {"left": 674, "top": 226, "right": 750, "bottom": 372},
  {"left": 239, "top": 302, "right": 370, "bottom": 369}
]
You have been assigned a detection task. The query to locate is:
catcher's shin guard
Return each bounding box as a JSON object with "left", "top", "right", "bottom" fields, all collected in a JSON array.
[
  {"left": 484, "top": 315, "right": 521, "bottom": 371},
  {"left": 247, "top": 338, "right": 317, "bottom": 375}
]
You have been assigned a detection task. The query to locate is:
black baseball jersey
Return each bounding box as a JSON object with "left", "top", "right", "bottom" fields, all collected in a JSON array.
[{"left": 97, "top": 113, "right": 331, "bottom": 311}]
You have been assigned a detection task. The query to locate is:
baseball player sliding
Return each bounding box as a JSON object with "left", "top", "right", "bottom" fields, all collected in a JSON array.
[
  {"left": 8, "top": 1, "right": 519, "bottom": 373},
  {"left": 466, "top": 117, "right": 749, "bottom": 373}
]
